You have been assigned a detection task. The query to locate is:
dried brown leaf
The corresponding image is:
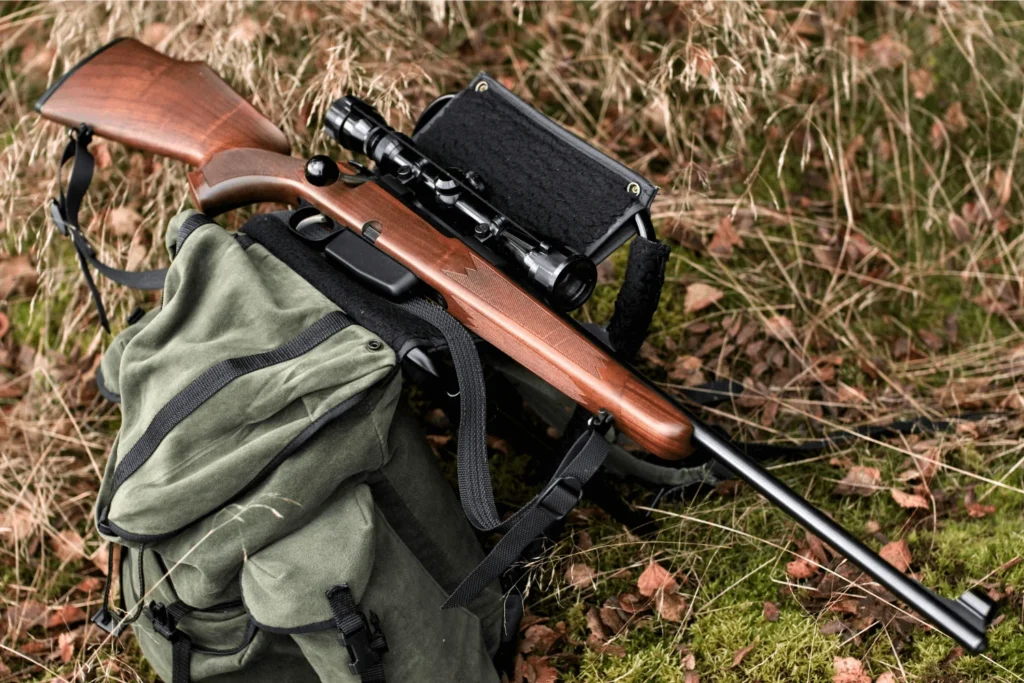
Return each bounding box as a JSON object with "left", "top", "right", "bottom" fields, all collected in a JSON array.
[
  {"left": 108, "top": 207, "right": 143, "bottom": 237},
  {"left": 668, "top": 355, "right": 705, "bottom": 387},
  {"left": 833, "top": 656, "right": 871, "bottom": 683},
  {"left": 51, "top": 530, "right": 87, "bottom": 563},
  {"left": 520, "top": 624, "right": 559, "bottom": 655},
  {"left": 730, "top": 641, "right": 757, "bottom": 668},
  {"left": 0, "top": 254, "right": 38, "bottom": 300},
  {"left": 45, "top": 604, "right": 87, "bottom": 629},
  {"left": 684, "top": 283, "right": 724, "bottom": 314},
  {"left": 834, "top": 466, "right": 881, "bottom": 497},
  {"left": 599, "top": 605, "right": 626, "bottom": 634},
  {"left": 565, "top": 563, "right": 595, "bottom": 589},
  {"left": 836, "top": 383, "right": 868, "bottom": 404},
  {"left": 708, "top": 216, "right": 743, "bottom": 258},
  {"left": 966, "top": 501, "right": 996, "bottom": 518},
  {"left": 786, "top": 556, "right": 819, "bottom": 580},
  {"left": 880, "top": 539, "right": 912, "bottom": 573},
  {"left": 944, "top": 102, "right": 968, "bottom": 134},
  {"left": 655, "top": 591, "right": 688, "bottom": 622},
  {"left": 91, "top": 141, "right": 112, "bottom": 169},
  {"left": 764, "top": 315, "right": 796, "bottom": 341},
  {"left": 637, "top": 561, "right": 678, "bottom": 597},
  {"left": 58, "top": 630, "right": 75, "bottom": 663},
  {"left": 585, "top": 608, "right": 607, "bottom": 639},
  {"left": 890, "top": 488, "right": 930, "bottom": 510},
  {"left": 909, "top": 69, "right": 934, "bottom": 100},
  {"left": 948, "top": 212, "right": 972, "bottom": 243},
  {"left": 524, "top": 655, "right": 559, "bottom": 683},
  {"left": 869, "top": 34, "right": 910, "bottom": 69},
  {"left": 586, "top": 633, "right": 626, "bottom": 657}
]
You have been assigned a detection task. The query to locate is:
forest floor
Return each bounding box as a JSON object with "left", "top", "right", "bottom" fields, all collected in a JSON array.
[{"left": 1, "top": 3, "right": 1023, "bottom": 682}]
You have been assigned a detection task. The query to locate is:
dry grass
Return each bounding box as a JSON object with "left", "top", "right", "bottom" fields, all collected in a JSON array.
[{"left": 2, "top": 2, "right": 1023, "bottom": 682}]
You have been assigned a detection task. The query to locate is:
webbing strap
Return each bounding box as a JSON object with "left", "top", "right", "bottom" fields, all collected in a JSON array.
[
  {"left": 171, "top": 635, "right": 192, "bottom": 683},
  {"left": 326, "top": 585, "right": 387, "bottom": 683},
  {"left": 49, "top": 124, "right": 167, "bottom": 332},
  {"left": 400, "top": 299, "right": 497, "bottom": 531},
  {"left": 400, "top": 298, "right": 611, "bottom": 607},
  {"left": 110, "top": 312, "right": 350, "bottom": 491},
  {"left": 443, "top": 427, "right": 609, "bottom": 608}
]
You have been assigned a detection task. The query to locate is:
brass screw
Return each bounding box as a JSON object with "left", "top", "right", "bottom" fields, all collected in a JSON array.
[
  {"left": 475, "top": 81, "right": 489, "bottom": 93},
  {"left": 627, "top": 182, "right": 641, "bottom": 196}
]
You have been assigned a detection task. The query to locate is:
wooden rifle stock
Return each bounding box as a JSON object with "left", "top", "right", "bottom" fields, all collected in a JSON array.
[{"left": 36, "top": 39, "right": 290, "bottom": 166}]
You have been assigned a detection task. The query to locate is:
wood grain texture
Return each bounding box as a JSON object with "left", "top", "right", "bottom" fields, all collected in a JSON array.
[
  {"left": 191, "top": 148, "right": 694, "bottom": 460},
  {"left": 37, "top": 39, "right": 290, "bottom": 166}
]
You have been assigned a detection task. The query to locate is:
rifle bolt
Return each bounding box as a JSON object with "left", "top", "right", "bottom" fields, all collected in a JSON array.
[{"left": 305, "top": 155, "right": 340, "bottom": 186}]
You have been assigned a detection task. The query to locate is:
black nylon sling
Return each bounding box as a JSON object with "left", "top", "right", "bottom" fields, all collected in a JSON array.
[
  {"left": 400, "top": 299, "right": 611, "bottom": 608},
  {"left": 49, "top": 124, "right": 167, "bottom": 331}
]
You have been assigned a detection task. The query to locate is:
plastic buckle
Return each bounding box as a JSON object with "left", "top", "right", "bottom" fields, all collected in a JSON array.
[
  {"left": 148, "top": 602, "right": 177, "bottom": 639},
  {"left": 537, "top": 476, "right": 583, "bottom": 520},
  {"left": 339, "top": 611, "right": 387, "bottom": 676},
  {"left": 90, "top": 605, "right": 126, "bottom": 637}
]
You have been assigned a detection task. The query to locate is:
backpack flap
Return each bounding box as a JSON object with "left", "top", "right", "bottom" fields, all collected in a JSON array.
[
  {"left": 239, "top": 484, "right": 500, "bottom": 683},
  {"left": 95, "top": 216, "right": 398, "bottom": 543}
]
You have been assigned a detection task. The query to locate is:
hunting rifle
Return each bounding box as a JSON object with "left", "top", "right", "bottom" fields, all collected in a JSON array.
[{"left": 36, "top": 38, "right": 997, "bottom": 654}]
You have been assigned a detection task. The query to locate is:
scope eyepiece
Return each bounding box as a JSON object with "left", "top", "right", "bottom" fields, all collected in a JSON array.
[{"left": 324, "top": 96, "right": 598, "bottom": 311}]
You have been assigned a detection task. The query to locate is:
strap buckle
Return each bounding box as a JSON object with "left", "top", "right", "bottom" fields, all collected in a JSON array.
[
  {"left": 338, "top": 610, "right": 388, "bottom": 675},
  {"left": 147, "top": 602, "right": 178, "bottom": 640}
]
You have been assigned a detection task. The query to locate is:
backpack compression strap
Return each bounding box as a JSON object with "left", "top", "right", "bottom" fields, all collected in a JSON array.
[{"left": 49, "top": 124, "right": 167, "bottom": 331}]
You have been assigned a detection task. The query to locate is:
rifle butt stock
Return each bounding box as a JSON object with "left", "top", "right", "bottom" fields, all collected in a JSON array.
[{"left": 36, "top": 38, "right": 290, "bottom": 166}]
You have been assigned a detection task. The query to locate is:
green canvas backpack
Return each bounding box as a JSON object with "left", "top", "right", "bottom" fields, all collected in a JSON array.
[{"left": 91, "top": 210, "right": 514, "bottom": 683}]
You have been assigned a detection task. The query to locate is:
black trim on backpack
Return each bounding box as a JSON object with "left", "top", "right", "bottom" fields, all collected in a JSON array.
[
  {"left": 97, "top": 373, "right": 395, "bottom": 545},
  {"left": 109, "top": 311, "right": 352, "bottom": 492},
  {"left": 95, "top": 367, "right": 120, "bottom": 403},
  {"left": 173, "top": 213, "right": 213, "bottom": 257}
]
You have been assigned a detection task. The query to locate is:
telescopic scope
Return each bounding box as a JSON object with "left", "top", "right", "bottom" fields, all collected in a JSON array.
[{"left": 324, "top": 96, "right": 597, "bottom": 311}]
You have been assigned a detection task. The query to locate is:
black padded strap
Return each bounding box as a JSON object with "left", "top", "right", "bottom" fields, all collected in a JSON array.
[
  {"left": 49, "top": 124, "right": 167, "bottom": 332},
  {"left": 606, "top": 236, "right": 670, "bottom": 358},
  {"left": 326, "top": 585, "right": 387, "bottom": 683},
  {"left": 110, "top": 312, "right": 350, "bottom": 492}
]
